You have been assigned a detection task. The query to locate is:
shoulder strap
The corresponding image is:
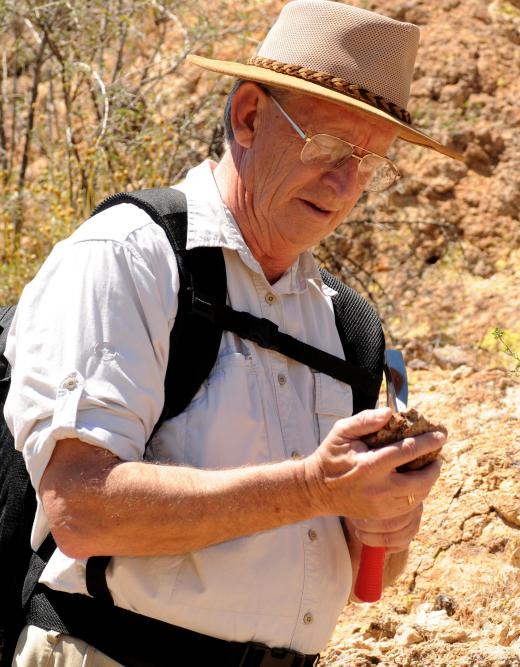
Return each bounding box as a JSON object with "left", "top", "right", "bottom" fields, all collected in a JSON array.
[
  {"left": 90, "top": 191, "right": 384, "bottom": 421},
  {"left": 92, "top": 188, "right": 227, "bottom": 427},
  {"left": 320, "top": 268, "right": 385, "bottom": 413},
  {"left": 0, "top": 305, "right": 16, "bottom": 340},
  {"left": 87, "top": 188, "right": 227, "bottom": 604},
  {"left": 0, "top": 307, "right": 47, "bottom": 666},
  {"left": 190, "top": 299, "right": 381, "bottom": 398}
]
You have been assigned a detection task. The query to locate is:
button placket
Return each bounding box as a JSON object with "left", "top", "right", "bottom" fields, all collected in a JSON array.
[{"left": 292, "top": 520, "right": 323, "bottom": 645}]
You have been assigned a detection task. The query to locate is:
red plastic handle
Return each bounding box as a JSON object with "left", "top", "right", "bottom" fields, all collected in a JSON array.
[{"left": 354, "top": 545, "right": 386, "bottom": 602}]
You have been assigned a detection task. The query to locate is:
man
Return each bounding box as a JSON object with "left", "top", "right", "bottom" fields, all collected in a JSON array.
[{"left": 5, "top": 1, "right": 460, "bottom": 665}]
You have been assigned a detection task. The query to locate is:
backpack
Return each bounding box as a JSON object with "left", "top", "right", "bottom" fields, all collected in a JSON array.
[{"left": 0, "top": 187, "right": 385, "bottom": 665}]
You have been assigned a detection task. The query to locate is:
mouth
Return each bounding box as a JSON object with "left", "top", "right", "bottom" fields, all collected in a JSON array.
[{"left": 300, "top": 199, "right": 335, "bottom": 217}]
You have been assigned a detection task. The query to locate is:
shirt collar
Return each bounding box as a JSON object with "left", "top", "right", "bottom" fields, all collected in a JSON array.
[{"left": 176, "top": 160, "right": 337, "bottom": 297}]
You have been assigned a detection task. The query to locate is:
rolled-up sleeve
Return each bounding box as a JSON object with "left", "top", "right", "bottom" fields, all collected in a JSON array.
[{"left": 4, "top": 205, "right": 179, "bottom": 546}]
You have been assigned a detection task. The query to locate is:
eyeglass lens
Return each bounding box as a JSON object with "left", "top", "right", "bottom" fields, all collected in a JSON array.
[
  {"left": 358, "top": 155, "right": 397, "bottom": 191},
  {"left": 301, "top": 134, "right": 354, "bottom": 170},
  {"left": 300, "top": 134, "right": 396, "bottom": 192}
]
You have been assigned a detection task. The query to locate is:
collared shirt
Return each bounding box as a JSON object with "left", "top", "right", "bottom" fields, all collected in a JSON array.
[{"left": 4, "top": 160, "right": 354, "bottom": 654}]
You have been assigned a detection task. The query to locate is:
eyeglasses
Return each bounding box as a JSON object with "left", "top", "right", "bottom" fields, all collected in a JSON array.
[{"left": 269, "top": 95, "right": 400, "bottom": 192}]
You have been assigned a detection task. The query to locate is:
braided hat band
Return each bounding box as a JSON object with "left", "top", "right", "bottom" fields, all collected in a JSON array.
[
  {"left": 188, "top": 1, "right": 464, "bottom": 161},
  {"left": 248, "top": 56, "right": 412, "bottom": 126}
]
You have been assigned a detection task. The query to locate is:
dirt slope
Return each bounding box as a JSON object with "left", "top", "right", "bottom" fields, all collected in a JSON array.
[
  {"left": 321, "top": 366, "right": 520, "bottom": 666},
  {"left": 314, "top": 1, "right": 520, "bottom": 664}
]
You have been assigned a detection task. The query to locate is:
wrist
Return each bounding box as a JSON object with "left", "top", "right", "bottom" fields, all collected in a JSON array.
[{"left": 300, "top": 454, "right": 331, "bottom": 516}]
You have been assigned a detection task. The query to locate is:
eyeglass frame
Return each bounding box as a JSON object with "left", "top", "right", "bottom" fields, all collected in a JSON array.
[{"left": 268, "top": 93, "right": 401, "bottom": 191}]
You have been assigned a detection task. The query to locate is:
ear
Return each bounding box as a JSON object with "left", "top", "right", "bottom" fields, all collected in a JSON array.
[{"left": 231, "top": 82, "right": 268, "bottom": 149}]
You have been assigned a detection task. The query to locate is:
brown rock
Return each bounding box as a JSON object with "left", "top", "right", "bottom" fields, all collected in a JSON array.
[
  {"left": 432, "top": 345, "right": 474, "bottom": 369},
  {"left": 363, "top": 408, "right": 447, "bottom": 471},
  {"left": 440, "top": 82, "right": 470, "bottom": 106}
]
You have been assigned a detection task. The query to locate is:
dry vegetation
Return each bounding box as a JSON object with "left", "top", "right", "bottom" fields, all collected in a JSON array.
[{"left": 0, "top": 0, "right": 273, "bottom": 301}]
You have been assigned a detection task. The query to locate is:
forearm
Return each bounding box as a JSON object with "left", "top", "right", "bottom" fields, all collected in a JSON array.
[
  {"left": 42, "top": 414, "right": 442, "bottom": 560},
  {"left": 41, "top": 439, "right": 313, "bottom": 559}
]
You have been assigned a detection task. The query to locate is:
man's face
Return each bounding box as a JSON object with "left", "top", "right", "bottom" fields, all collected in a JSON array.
[{"left": 237, "top": 88, "right": 397, "bottom": 256}]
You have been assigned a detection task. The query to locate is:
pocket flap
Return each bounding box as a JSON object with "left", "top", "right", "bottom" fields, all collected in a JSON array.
[{"left": 315, "top": 372, "right": 353, "bottom": 418}]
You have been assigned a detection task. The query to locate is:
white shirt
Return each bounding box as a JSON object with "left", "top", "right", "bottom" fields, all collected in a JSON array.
[{"left": 4, "top": 160, "right": 354, "bottom": 654}]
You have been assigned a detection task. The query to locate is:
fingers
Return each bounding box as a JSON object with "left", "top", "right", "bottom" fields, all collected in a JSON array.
[
  {"left": 392, "top": 457, "right": 443, "bottom": 497},
  {"left": 331, "top": 407, "right": 393, "bottom": 441},
  {"left": 351, "top": 505, "right": 423, "bottom": 550},
  {"left": 342, "top": 454, "right": 441, "bottom": 521},
  {"left": 312, "top": 411, "right": 445, "bottom": 521},
  {"left": 370, "top": 430, "right": 447, "bottom": 472}
]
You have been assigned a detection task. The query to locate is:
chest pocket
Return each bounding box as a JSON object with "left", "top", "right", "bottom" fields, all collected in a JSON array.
[{"left": 314, "top": 372, "right": 353, "bottom": 442}]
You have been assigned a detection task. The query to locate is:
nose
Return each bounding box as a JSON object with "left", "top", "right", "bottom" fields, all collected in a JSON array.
[{"left": 320, "top": 157, "right": 360, "bottom": 198}]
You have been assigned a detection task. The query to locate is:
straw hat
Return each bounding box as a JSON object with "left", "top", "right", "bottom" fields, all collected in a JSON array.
[{"left": 188, "top": 0, "right": 463, "bottom": 161}]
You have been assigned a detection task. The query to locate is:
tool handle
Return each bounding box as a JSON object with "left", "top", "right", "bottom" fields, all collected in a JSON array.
[{"left": 354, "top": 545, "right": 386, "bottom": 602}]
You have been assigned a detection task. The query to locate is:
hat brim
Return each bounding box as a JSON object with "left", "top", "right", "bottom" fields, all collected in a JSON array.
[{"left": 188, "top": 54, "right": 464, "bottom": 162}]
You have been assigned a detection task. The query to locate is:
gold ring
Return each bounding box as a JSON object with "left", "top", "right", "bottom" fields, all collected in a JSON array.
[{"left": 407, "top": 494, "right": 415, "bottom": 506}]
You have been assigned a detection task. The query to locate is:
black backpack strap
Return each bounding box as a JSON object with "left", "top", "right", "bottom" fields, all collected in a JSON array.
[
  {"left": 21, "top": 533, "right": 57, "bottom": 607},
  {"left": 0, "top": 305, "right": 16, "bottom": 340},
  {"left": 190, "top": 297, "right": 381, "bottom": 398},
  {"left": 0, "top": 306, "right": 16, "bottom": 382},
  {"left": 86, "top": 188, "right": 226, "bottom": 604},
  {"left": 91, "top": 193, "right": 385, "bottom": 416},
  {"left": 91, "top": 188, "right": 227, "bottom": 426},
  {"left": 320, "top": 268, "right": 385, "bottom": 413},
  {"left": 0, "top": 306, "right": 36, "bottom": 666}
]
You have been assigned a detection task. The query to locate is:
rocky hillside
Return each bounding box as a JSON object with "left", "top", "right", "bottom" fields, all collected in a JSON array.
[
  {"left": 313, "top": 1, "right": 520, "bottom": 665},
  {"left": 322, "top": 366, "right": 520, "bottom": 666},
  {"left": 1, "top": 0, "right": 518, "bottom": 664}
]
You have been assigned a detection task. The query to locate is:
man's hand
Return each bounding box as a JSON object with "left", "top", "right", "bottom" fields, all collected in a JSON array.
[
  {"left": 347, "top": 506, "right": 423, "bottom": 553},
  {"left": 342, "top": 514, "right": 414, "bottom": 597},
  {"left": 304, "top": 407, "right": 445, "bottom": 521}
]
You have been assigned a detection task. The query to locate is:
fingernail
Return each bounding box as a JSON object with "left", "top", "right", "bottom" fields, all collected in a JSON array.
[{"left": 375, "top": 407, "right": 390, "bottom": 416}]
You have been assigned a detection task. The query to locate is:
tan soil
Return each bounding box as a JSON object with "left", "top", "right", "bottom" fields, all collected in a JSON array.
[
  {"left": 320, "top": 366, "right": 520, "bottom": 666},
  {"left": 312, "top": 1, "right": 520, "bottom": 664}
]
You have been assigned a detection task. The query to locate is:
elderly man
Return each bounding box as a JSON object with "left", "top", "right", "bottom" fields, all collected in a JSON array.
[{"left": 5, "top": 1, "right": 460, "bottom": 665}]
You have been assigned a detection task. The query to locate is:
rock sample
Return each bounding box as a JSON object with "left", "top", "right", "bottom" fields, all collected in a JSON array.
[{"left": 363, "top": 408, "right": 447, "bottom": 471}]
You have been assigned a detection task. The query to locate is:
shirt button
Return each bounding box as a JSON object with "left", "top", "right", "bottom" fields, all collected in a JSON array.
[
  {"left": 307, "top": 529, "right": 318, "bottom": 542},
  {"left": 47, "top": 630, "right": 60, "bottom": 646},
  {"left": 290, "top": 450, "right": 302, "bottom": 460},
  {"left": 265, "top": 292, "right": 276, "bottom": 305},
  {"left": 277, "top": 373, "right": 287, "bottom": 386},
  {"left": 63, "top": 377, "right": 77, "bottom": 391},
  {"left": 303, "top": 612, "right": 314, "bottom": 625}
]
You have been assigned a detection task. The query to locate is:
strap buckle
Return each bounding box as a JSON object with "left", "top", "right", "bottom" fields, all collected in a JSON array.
[
  {"left": 239, "top": 643, "right": 319, "bottom": 667},
  {"left": 237, "top": 312, "right": 280, "bottom": 351},
  {"left": 190, "top": 291, "right": 217, "bottom": 321},
  {"left": 190, "top": 291, "right": 281, "bottom": 352}
]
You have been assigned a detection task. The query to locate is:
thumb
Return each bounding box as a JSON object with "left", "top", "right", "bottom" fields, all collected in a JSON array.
[{"left": 334, "top": 407, "right": 392, "bottom": 440}]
